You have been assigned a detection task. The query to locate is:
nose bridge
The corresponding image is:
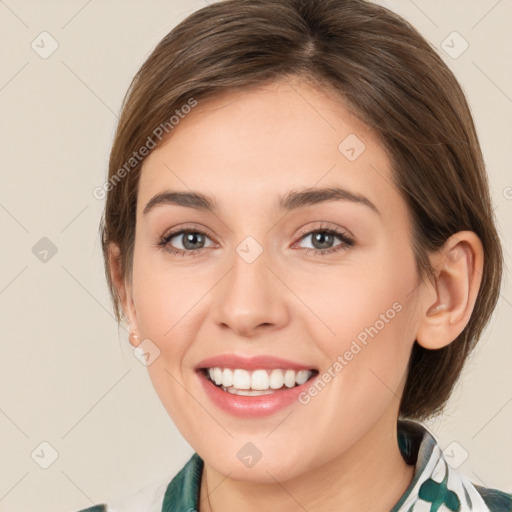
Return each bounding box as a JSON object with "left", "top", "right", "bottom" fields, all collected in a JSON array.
[{"left": 211, "top": 236, "right": 288, "bottom": 336}]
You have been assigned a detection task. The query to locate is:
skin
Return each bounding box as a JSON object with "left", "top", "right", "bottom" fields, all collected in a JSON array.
[{"left": 110, "top": 77, "right": 484, "bottom": 512}]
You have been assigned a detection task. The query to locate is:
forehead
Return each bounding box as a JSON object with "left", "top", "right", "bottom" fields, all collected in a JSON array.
[{"left": 138, "top": 79, "right": 404, "bottom": 221}]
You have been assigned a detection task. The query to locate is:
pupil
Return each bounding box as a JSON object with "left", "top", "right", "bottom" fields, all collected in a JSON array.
[
  {"left": 184, "top": 232, "right": 204, "bottom": 250},
  {"left": 313, "top": 232, "right": 333, "bottom": 249}
]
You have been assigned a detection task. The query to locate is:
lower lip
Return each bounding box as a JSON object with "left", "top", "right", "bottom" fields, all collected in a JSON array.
[{"left": 197, "top": 370, "right": 316, "bottom": 418}]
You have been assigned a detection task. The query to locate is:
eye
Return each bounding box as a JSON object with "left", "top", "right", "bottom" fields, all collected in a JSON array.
[
  {"left": 157, "top": 223, "right": 355, "bottom": 257},
  {"left": 158, "top": 227, "right": 216, "bottom": 256},
  {"left": 294, "top": 224, "right": 355, "bottom": 256}
]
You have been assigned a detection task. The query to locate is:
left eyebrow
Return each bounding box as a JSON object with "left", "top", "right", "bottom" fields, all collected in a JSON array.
[
  {"left": 142, "top": 186, "right": 380, "bottom": 217},
  {"left": 280, "top": 186, "right": 380, "bottom": 216}
]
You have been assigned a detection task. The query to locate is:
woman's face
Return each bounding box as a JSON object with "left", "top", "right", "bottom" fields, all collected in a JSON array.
[{"left": 125, "top": 78, "right": 428, "bottom": 482}]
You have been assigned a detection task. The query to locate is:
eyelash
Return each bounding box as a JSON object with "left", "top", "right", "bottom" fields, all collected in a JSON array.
[{"left": 157, "top": 223, "right": 355, "bottom": 258}]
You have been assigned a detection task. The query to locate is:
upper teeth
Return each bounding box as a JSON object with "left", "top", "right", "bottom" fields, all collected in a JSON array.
[{"left": 207, "top": 367, "right": 313, "bottom": 390}]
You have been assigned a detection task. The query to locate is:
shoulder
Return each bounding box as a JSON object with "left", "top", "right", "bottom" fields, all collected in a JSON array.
[
  {"left": 70, "top": 477, "right": 168, "bottom": 512},
  {"left": 71, "top": 475, "right": 170, "bottom": 512},
  {"left": 74, "top": 507, "right": 107, "bottom": 512},
  {"left": 474, "top": 485, "right": 512, "bottom": 512},
  {"left": 69, "top": 452, "right": 202, "bottom": 512}
]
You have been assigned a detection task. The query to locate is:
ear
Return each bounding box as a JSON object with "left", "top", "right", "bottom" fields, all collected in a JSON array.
[
  {"left": 416, "top": 231, "right": 484, "bottom": 350},
  {"left": 108, "top": 243, "right": 141, "bottom": 347}
]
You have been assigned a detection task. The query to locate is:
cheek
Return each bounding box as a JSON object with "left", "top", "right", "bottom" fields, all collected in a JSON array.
[
  {"left": 305, "top": 251, "right": 415, "bottom": 343},
  {"left": 307, "top": 245, "right": 418, "bottom": 386},
  {"left": 130, "top": 249, "right": 209, "bottom": 347},
  {"left": 130, "top": 259, "right": 203, "bottom": 430}
]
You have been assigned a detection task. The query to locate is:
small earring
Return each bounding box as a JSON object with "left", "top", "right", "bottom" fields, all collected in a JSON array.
[{"left": 129, "top": 330, "right": 141, "bottom": 347}]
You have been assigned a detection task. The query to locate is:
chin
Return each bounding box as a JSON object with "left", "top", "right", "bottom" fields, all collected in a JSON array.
[{"left": 202, "top": 444, "right": 317, "bottom": 484}]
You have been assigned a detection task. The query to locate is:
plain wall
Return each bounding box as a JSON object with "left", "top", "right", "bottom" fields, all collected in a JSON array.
[{"left": 0, "top": 1, "right": 510, "bottom": 511}]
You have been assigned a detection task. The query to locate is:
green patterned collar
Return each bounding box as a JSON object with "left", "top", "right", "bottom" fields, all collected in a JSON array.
[
  {"left": 158, "top": 420, "right": 511, "bottom": 512},
  {"left": 79, "top": 420, "right": 510, "bottom": 512}
]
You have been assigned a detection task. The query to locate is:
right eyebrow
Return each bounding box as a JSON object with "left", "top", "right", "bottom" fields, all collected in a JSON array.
[{"left": 143, "top": 191, "right": 216, "bottom": 215}]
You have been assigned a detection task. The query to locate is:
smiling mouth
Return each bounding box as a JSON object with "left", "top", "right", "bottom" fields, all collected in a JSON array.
[{"left": 200, "top": 367, "right": 319, "bottom": 396}]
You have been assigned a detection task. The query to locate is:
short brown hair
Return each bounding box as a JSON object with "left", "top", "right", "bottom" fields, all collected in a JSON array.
[{"left": 100, "top": 0, "right": 503, "bottom": 420}]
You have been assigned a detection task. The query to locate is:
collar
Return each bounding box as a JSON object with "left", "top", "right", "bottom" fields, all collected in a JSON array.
[
  {"left": 392, "top": 420, "right": 489, "bottom": 511},
  {"left": 160, "top": 420, "right": 510, "bottom": 512}
]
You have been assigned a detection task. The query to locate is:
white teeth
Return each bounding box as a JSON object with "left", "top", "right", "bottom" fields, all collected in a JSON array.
[
  {"left": 269, "top": 369, "right": 284, "bottom": 389},
  {"left": 205, "top": 367, "right": 315, "bottom": 391},
  {"left": 284, "top": 369, "right": 296, "bottom": 388},
  {"left": 232, "top": 369, "right": 251, "bottom": 389},
  {"left": 295, "top": 370, "right": 310, "bottom": 385},
  {"left": 226, "top": 388, "right": 274, "bottom": 396},
  {"left": 223, "top": 368, "right": 233, "bottom": 387},
  {"left": 251, "top": 369, "right": 269, "bottom": 390},
  {"left": 213, "top": 367, "right": 223, "bottom": 385}
]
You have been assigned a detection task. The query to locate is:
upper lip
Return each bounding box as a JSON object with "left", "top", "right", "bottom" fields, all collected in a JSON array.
[{"left": 195, "top": 354, "right": 317, "bottom": 371}]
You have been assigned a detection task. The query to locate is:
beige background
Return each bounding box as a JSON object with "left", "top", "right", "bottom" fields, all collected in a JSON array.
[{"left": 0, "top": 1, "right": 511, "bottom": 511}]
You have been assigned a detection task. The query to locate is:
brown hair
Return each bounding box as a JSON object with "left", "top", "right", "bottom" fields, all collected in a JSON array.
[{"left": 100, "top": 0, "right": 503, "bottom": 420}]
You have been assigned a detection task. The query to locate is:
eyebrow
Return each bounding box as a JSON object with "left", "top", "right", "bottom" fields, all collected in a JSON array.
[{"left": 142, "top": 186, "right": 380, "bottom": 216}]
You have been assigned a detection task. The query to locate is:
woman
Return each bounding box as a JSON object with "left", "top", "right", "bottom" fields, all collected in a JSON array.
[{"left": 80, "top": 0, "right": 511, "bottom": 510}]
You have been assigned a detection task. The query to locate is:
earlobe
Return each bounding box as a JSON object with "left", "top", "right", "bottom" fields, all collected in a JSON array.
[
  {"left": 128, "top": 329, "right": 142, "bottom": 348},
  {"left": 416, "top": 231, "right": 484, "bottom": 350}
]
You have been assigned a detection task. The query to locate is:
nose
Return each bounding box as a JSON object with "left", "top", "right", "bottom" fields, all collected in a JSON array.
[{"left": 211, "top": 246, "right": 290, "bottom": 338}]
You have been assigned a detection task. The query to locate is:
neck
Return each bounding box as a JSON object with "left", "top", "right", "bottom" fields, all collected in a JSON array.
[{"left": 199, "top": 415, "right": 415, "bottom": 512}]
